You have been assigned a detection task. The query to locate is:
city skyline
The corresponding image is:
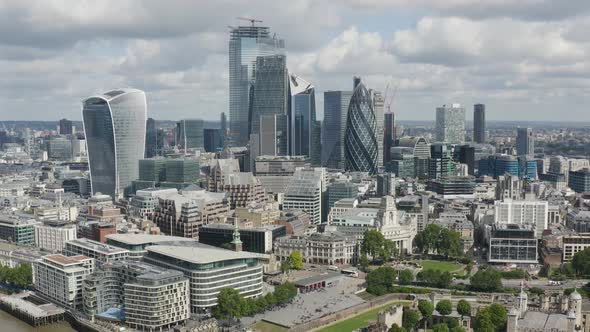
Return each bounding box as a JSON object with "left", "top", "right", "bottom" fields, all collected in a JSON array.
[{"left": 1, "top": 1, "right": 590, "bottom": 122}]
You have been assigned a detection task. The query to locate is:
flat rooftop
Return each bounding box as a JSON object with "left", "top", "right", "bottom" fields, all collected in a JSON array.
[
  {"left": 106, "top": 233, "right": 198, "bottom": 246},
  {"left": 45, "top": 254, "right": 90, "bottom": 265},
  {"left": 67, "top": 238, "right": 129, "bottom": 254},
  {"left": 146, "top": 245, "right": 266, "bottom": 265}
]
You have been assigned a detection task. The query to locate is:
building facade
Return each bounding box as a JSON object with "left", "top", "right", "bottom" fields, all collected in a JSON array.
[
  {"left": 516, "top": 127, "right": 534, "bottom": 157},
  {"left": 83, "top": 89, "right": 147, "bottom": 199},
  {"left": 435, "top": 104, "right": 465, "bottom": 144},
  {"left": 322, "top": 90, "right": 352, "bottom": 169},
  {"left": 473, "top": 104, "right": 485, "bottom": 143}
]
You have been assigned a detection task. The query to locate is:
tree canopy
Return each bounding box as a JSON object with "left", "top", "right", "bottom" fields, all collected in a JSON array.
[
  {"left": 361, "top": 229, "right": 398, "bottom": 263},
  {"left": 572, "top": 248, "right": 590, "bottom": 276},
  {"left": 402, "top": 309, "right": 420, "bottom": 331},
  {"left": 418, "top": 300, "right": 434, "bottom": 329},
  {"left": 366, "top": 266, "right": 396, "bottom": 296},
  {"left": 417, "top": 269, "right": 452, "bottom": 288},
  {"left": 457, "top": 299, "right": 471, "bottom": 317},
  {"left": 289, "top": 251, "right": 304, "bottom": 270},
  {"left": 389, "top": 324, "right": 407, "bottom": 332},
  {"left": 470, "top": 267, "right": 502, "bottom": 292},
  {"left": 474, "top": 304, "right": 507, "bottom": 332},
  {"left": 413, "top": 224, "right": 463, "bottom": 258},
  {"left": 399, "top": 269, "right": 414, "bottom": 285},
  {"left": 213, "top": 282, "right": 298, "bottom": 319},
  {"left": 436, "top": 299, "right": 453, "bottom": 316},
  {"left": 0, "top": 263, "right": 32, "bottom": 288}
]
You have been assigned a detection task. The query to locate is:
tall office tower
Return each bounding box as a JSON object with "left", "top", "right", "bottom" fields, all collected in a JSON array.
[
  {"left": 249, "top": 55, "right": 289, "bottom": 142},
  {"left": 220, "top": 112, "right": 227, "bottom": 149},
  {"left": 283, "top": 168, "right": 324, "bottom": 224},
  {"left": 373, "top": 91, "right": 385, "bottom": 168},
  {"left": 229, "top": 25, "right": 284, "bottom": 147},
  {"left": 435, "top": 103, "right": 466, "bottom": 143},
  {"left": 344, "top": 77, "right": 379, "bottom": 174},
  {"left": 290, "top": 73, "right": 316, "bottom": 158},
  {"left": 59, "top": 118, "right": 73, "bottom": 135},
  {"left": 383, "top": 112, "right": 395, "bottom": 165},
  {"left": 47, "top": 136, "right": 73, "bottom": 160},
  {"left": 473, "top": 104, "right": 486, "bottom": 143},
  {"left": 257, "top": 114, "right": 289, "bottom": 156},
  {"left": 176, "top": 119, "right": 204, "bottom": 153},
  {"left": 516, "top": 127, "right": 534, "bottom": 156},
  {"left": 322, "top": 91, "right": 352, "bottom": 169},
  {"left": 429, "top": 143, "right": 455, "bottom": 180},
  {"left": 145, "top": 117, "right": 157, "bottom": 158},
  {"left": 83, "top": 89, "right": 147, "bottom": 200},
  {"left": 204, "top": 128, "right": 223, "bottom": 153},
  {"left": 310, "top": 120, "right": 322, "bottom": 166}
]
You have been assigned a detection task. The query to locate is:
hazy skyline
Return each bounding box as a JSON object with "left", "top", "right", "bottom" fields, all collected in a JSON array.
[{"left": 1, "top": 0, "right": 590, "bottom": 121}]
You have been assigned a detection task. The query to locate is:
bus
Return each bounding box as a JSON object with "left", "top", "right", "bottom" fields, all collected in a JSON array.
[{"left": 341, "top": 268, "right": 359, "bottom": 278}]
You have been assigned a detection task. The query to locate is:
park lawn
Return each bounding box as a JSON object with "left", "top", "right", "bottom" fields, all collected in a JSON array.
[
  {"left": 317, "top": 301, "right": 410, "bottom": 332},
  {"left": 251, "top": 321, "right": 289, "bottom": 332},
  {"left": 416, "top": 260, "right": 463, "bottom": 273}
]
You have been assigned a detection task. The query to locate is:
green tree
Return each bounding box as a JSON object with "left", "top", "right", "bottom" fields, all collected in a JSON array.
[
  {"left": 402, "top": 309, "right": 420, "bottom": 331},
  {"left": 572, "top": 248, "right": 590, "bottom": 276},
  {"left": 362, "top": 229, "right": 386, "bottom": 258},
  {"left": 289, "top": 251, "right": 304, "bottom": 270},
  {"left": 470, "top": 267, "right": 502, "bottom": 292},
  {"left": 274, "top": 282, "right": 297, "bottom": 304},
  {"left": 418, "top": 300, "right": 434, "bottom": 330},
  {"left": 456, "top": 299, "right": 471, "bottom": 318},
  {"left": 280, "top": 260, "right": 291, "bottom": 274},
  {"left": 359, "top": 254, "right": 370, "bottom": 270},
  {"left": 486, "top": 304, "right": 507, "bottom": 329},
  {"left": 399, "top": 269, "right": 414, "bottom": 285},
  {"left": 436, "top": 299, "right": 453, "bottom": 316},
  {"left": 450, "top": 327, "right": 466, "bottom": 332},
  {"left": 433, "top": 323, "right": 450, "bottom": 332},
  {"left": 389, "top": 324, "right": 407, "bottom": 332},
  {"left": 366, "top": 266, "right": 396, "bottom": 296},
  {"left": 475, "top": 304, "right": 507, "bottom": 332},
  {"left": 438, "top": 228, "right": 463, "bottom": 258},
  {"left": 465, "top": 261, "right": 474, "bottom": 276},
  {"left": 213, "top": 288, "right": 246, "bottom": 319}
]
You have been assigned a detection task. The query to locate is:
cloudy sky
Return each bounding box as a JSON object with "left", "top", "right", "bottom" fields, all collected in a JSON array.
[{"left": 1, "top": 0, "right": 590, "bottom": 122}]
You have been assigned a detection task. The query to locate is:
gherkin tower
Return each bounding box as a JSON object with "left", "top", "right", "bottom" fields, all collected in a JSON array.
[{"left": 344, "top": 78, "right": 378, "bottom": 174}]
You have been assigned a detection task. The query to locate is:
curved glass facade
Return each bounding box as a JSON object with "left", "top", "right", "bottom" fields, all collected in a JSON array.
[
  {"left": 344, "top": 81, "right": 378, "bottom": 174},
  {"left": 83, "top": 89, "right": 147, "bottom": 199}
]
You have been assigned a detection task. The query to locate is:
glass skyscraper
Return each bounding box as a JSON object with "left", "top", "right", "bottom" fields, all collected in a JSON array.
[
  {"left": 383, "top": 112, "right": 395, "bottom": 165},
  {"left": 290, "top": 74, "right": 316, "bottom": 158},
  {"left": 229, "top": 25, "right": 284, "bottom": 147},
  {"left": 473, "top": 104, "right": 485, "bottom": 143},
  {"left": 516, "top": 127, "right": 534, "bottom": 157},
  {"left": 145, "top": 117, "right": 157, "bottom": 158},
  {"left": 435, "top": 104, "right": 465, "bottom": 144},
  {"left": 176, "top": 119, "right": 204, "bottom": 153},
  {"left": 322, "top": 90, "right": 352, "bottom": 169},
  {"left": 344, "top": 78, "right": 379, "bottom": 174},
  {"left": 83, "top": 89, "right": 147, "bottom": 199}
]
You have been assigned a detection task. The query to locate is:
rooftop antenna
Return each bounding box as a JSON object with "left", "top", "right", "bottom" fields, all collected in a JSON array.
[{"left": 237, "top": 17, "right": 263, "bottom": 26}]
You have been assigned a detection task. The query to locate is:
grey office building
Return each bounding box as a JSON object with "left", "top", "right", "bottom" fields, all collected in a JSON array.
[
  {"left": 516, "top": 127, "right": 534, "bottom": 156},
  {"left": 59, "top": 118, "right": 73, "bottom": 135},
  {"left": 176, "top": 119, "right": 204, "bottom": 153},
  {"left": 229, "top": 25, "right": 284, "bottom": 147},
  {"left": 47, "top": 136, "right": 73, "bottom": 161},
  {"left": 290, "top": 74, "right": 317, "bottom": 159},
  {"left": 435, "top": 104, "right": 465, "bottom": 144},
  {"left": 145, "top": 117, "right": 157, "bottom": 158},
  {"left": 83, "top": 89, "right": 147, "bottom": 199},
  {"left": 383, "top": 112, "right": 395, "bottom": 165},
  {"left": 322, "top": 91, "right": 352, "bottom": 169},
  {"left": 473, "top": 104, "right": 485, "bottom": 143}
]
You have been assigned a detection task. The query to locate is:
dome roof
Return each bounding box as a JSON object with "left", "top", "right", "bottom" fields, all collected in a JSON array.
[{"left": 570, "top": 290, "right": 583, "bottom": 301}]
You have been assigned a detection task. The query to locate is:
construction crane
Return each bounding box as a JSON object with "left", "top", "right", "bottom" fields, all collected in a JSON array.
[
  {"left": 237, "top": 17, "right": 263, "bottom": 26},
  {"left": 385, "top": 82, "right": 400, "bottom": 113}
]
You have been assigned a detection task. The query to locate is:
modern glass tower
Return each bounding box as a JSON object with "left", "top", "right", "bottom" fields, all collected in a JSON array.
[
  {"left": 435, "top": 104, "right": 465, "bottom": 144},
  {"left": 516, "top": 127, "right": 534, "bottom": 157},
  {"left": 145, "top": 117, "right": 157, "bottom": 158},
  {"left": 322, "top": 90, "right": 352, "bottom": 169},
  {"left": 383, "top": 112, "right": 395, "bottom": 165},
  {"left": 83, "top": 89, "right": 147, "bottom": 200},
  {"left": 344, "top": 78, "right": 379, "bottom": 174},
  {"left": 289, "top": 73, "right": 316, "bottom": 158},
  {"left": 473, "top": 104, "right": 485, "bottom": 143},
  {"left": 229, "top": 25, "right": 284, "bottom": 147},
  {"left": 59, "top": 118, "right": 73, "bottom": 135},
  {"left": 176, "top": 119, "right": 204, "bottom": 153}
]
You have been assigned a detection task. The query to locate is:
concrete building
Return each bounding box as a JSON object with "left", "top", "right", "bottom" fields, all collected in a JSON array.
[
  {"left": 152, "top": 187, "right": 228, "bottom": 239},
  {"left": 274, "top": 230, "right": 357, "bottom": 265},
  {"left": 473, "top": 104, "right": 486, "bottom": 143},
  {"left": 64, "top": 238, "right": 129, "bottom": 267},
  {"left": 494, "top": 200, "right": 549, "bottom": 238},
  {"left": 562, "top": 234, "right": 590, "bottom": 261},
  {"left": 0, "top": 214, "right": 40, "bottom": 245},
  {"left": 83, "top": 260, "right": 189, "bottom": 331},
  {"left": 568, "top": 168, "right": 590, "bottom": 193},
  {"left": 516, "top": 127, "right": 535, "bottom": 157},
  {"left": 34, "top": 254, "right": 95, "bottom": 308},
  {"left": 34, "top": 221, "right": 77, "bottom": 252},
  {"left": 435, "top": 104, "right": 465, "bottom": 144},
  {"left": 144, "top": 245, "right": 265, "bottom": 311},
  {"left": 254, "top": 155, "right": 310, "bottom": 194},
  {"left": 105, "top": 233, "right": 198, "bottom": 259},
  {"left": 283, "top": 168, "right": 325, "bottom": 224}
]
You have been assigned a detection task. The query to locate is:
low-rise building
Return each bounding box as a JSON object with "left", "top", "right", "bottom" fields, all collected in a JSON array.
[
  {"left": 562, "top": 234, "right": 590, "bottom": 262},
  {"left": 34, "top": 254, "right": 94, "bottom": 308},
  {"left": 274, "top": 230, "right": 357, "bottom": 266},
  {"left": 144, "top": 245, "right": 265, "bottom": 312},
  {"left": 0, "top": 214, "right": 40, "bottom": 245},
  {"left": 198, "top": 223, "right": 286, "bottom": 254},
  {"left": 487, "top": 224, "right": 538, "bottom": 264},
  {"left": 64, "top": 238, "right": 129, "bottom": 267},
  {"left": 34, "top": 220, "right": 77, "bottom": 252}
]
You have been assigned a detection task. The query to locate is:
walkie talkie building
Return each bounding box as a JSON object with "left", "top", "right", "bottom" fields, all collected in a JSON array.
[
  {"left": 344, "top": 78, "right": 378, "bottom": 174},
  {"left": 82, "top": 89, "right": 147, "bottom": 200}
]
